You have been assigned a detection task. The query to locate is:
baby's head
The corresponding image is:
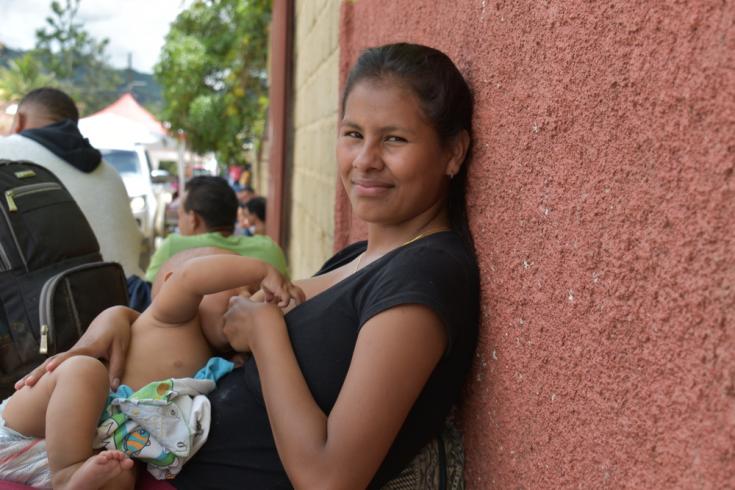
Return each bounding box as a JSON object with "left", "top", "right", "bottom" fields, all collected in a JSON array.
[{"left": 153, "top": 247, "right": 245, "bottom": 352}]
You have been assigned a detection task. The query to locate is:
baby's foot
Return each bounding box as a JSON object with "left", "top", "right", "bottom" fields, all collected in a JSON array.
[{"left": 62, "top": 450, "right": 134, "bottom": 490}]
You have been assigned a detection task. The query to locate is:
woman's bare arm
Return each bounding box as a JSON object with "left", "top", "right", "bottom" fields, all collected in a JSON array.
[{"left": 224, "top": 299, "right": 446, "bottom": 489}]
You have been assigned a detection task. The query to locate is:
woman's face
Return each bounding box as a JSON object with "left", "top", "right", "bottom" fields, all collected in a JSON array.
[{"left": 337, "top": 79, "right": 455, "bottom": 226}]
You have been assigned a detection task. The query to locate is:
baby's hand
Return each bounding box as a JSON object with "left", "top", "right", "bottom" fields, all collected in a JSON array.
[{"left": 259, "top": 266, "right": 305, "bottom": 308}]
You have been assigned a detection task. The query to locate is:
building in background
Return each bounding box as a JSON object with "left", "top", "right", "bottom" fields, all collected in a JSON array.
[{"left": 260, "top": 1, "right": 735, "bottom": 488}]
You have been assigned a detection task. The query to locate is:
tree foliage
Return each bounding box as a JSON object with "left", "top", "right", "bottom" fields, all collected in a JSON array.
[
  {"left": 33, "top": 0, "right": 121, "bottom": 113},
  {"left": 0, "top": 53, "right": 57, "bottom": 101},
  {"left": 155, "top": 0, "right": 271, "bottom": 164}
]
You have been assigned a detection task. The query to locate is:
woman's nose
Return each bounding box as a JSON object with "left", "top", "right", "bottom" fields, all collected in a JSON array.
[{"left": 353, "top": 139, "right": 383, "bottom": 171}]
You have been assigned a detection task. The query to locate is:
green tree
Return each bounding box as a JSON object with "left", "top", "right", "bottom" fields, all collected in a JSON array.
[
  {"left": 155, "top": 0, "right": 271, "bottom": 164},
  {"left": 0, "top": 53, "right": 57, "bottom": 101},
  {"left": 34, "top": 0, "right": 121, "bottom": 113}
]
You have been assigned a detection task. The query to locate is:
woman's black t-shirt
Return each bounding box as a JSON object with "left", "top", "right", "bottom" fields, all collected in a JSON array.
[{"left": 174, "top": 231, "right": 479, "bottom": 489}]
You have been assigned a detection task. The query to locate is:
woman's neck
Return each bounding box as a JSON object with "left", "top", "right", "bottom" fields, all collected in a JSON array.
[{"left": 364, "top": 206, "right": 450, "bottom": 258}]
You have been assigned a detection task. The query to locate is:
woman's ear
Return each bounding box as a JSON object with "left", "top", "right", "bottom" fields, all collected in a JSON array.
[{"left": 445, "top": 130, "right": 470, "bottom": 179}]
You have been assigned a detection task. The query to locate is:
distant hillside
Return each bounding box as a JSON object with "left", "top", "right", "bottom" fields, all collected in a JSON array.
[
  {"left": 0, "top": 44, "right": 163, "bottom": 115},
  {"left": 118, "top": 69, "right": 163, "bottom": 115},
  {"left": 0, "top": 45, "right": 24, "bottom": 63}
]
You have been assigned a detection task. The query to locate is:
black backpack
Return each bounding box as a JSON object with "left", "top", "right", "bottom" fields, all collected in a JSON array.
[{"left": 0, "top": 159, "right": 128, "bottom": 398}]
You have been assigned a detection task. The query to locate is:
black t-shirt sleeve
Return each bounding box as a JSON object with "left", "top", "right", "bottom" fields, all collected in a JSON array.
[{"left": 356, "top": 243, "right": 473, "bottom": 355}]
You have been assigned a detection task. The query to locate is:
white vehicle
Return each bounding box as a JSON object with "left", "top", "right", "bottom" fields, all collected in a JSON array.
[{"left": 99, "top": 145, "right": 158, "bottom": 243}]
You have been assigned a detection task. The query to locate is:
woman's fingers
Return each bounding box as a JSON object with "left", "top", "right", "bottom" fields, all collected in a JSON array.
[
  {"left": 15, "top": 357, "right": 55, "bottom": 388},
  {"left": 278, "top": 283, "right": 305, "bottom": 307},
  {"left": 271, "top": 279, "right": 304, "bottom": 307},
  {"left": 14, "top": 351, "right": 71, "bottom": 389},
  {"left": 107, "top": 340, "right": 127, "bottom": 390},
  {"left": 290, "top": 284, "right": 306, "bottom": 305},
  {"left": 257, "top": 282, "right": 305, "bottom": 308},
  {"left": 276, "top": 288, "right": 291, "bottom": 307}
]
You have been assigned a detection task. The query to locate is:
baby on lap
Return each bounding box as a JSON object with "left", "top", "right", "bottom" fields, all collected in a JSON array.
[{"left": 0, "top": 247, "right": 303, "bottom": 489}]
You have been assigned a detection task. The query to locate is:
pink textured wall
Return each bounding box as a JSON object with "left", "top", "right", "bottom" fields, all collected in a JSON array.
[{"left": 337, "top": 1, "right": 735, "bottom": 488}]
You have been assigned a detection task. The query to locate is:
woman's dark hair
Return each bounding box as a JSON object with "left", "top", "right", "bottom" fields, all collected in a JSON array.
[
  {"left": 242, "top": 196, "right": 266, "bottom": 222},
  {"left": 341, "top": 43, "right": 474, "bottom": 250},
  {"left": 184, "top": 176, "right": 238, "bottom": 233}
]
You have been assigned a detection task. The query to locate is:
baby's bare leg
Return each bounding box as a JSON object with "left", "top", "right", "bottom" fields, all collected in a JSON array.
[
  {"left": 3, "top": 365, "right": 56, "bottom": 437},
  {"left": 4, "top": 356, "right": 133, "bottom": 489},
  {"left": 47, "top": 356, "right": 135, "bottom": 489}
]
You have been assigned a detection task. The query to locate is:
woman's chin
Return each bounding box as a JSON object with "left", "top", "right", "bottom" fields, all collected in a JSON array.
[
  {"left": 352, "top": 207, "right": 390, "bottom": 224},
  {"left": 350, "top": 198, "right": 396, "bottom": 222}
]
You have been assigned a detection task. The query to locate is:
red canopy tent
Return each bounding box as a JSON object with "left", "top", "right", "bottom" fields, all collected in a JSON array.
[
  {"left": 86, "top": 93, "right": 167, "bottom": 136},
  {"left": 79, "top": 93, "right": 170, "bottom": 148}
]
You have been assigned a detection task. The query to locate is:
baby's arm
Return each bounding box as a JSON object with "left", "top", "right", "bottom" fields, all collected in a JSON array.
[
  {"left": 87, "top": 305, "right": 139, "bottom": 333},
  {"left": 84, "top": 306, "right": 138, "bottom": 380},
  {"left": 150, "top": 255, "right": 303, "bottom": 325}
]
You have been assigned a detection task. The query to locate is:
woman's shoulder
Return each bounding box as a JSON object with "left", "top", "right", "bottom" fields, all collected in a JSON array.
[
  {"left": 387, "top": 231, "right": 477, "bottom": 275},
  {"left": 356, "top": 231, "right": 480, "bottom": 344},
  {"left": 360, "top": 231, "right": 479, "bottom": 303}
]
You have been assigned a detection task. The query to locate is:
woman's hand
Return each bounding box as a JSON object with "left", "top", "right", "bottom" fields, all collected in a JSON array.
[
  {"left": 222, "top": 296, "right": 285, "bottom": 353},
  {"left": 259, "top": 265, "right": 305, "bottom": 308},
  {"left": 14, "top": 305, "right": 136, "bottom": 391}
]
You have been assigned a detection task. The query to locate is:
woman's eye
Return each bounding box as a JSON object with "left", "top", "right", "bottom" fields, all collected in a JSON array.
[
  {"left": 343, "top": 130, "right": 362, "bottom": 138},
  {"left": 385, "top": 135, "right": 407, "bottom": 143}
]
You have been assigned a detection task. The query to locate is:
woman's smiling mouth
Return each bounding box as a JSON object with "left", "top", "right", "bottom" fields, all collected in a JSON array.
[{"left": 351, "top": 179, "right": 394, "bottom": 197}]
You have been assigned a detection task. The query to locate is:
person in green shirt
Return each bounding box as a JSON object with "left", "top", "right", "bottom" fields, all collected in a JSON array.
[{"left": 145, "top": 176, "right": 288, "bottom": 283}]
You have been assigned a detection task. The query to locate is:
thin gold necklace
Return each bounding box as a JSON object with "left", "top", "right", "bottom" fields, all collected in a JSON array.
[{"left": 353, "top": 228, "right": 447, "bottom": 273}]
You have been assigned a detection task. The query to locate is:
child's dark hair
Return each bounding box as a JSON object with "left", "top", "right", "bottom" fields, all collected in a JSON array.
[
  {"left": 242, "top": 196, "right": 266, "bottom": 222},
  {"left": 184, "top": 176, "right": 239, "bottom": 233},
  {"left": 19, "top": 87, "right": 79, "bottom": 123},
  {"left": 341, "top": 43, "right": 474, "bottom": 250}
]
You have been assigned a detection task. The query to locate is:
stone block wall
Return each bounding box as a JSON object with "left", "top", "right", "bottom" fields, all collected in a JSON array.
[{"left": 286, "top": 0, "right": 341, "bottom": 279}]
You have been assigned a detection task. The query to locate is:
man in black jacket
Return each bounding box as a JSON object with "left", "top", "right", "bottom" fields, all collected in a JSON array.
[{"left": 1, "top": 88, "right": 145, "bottom": 277}]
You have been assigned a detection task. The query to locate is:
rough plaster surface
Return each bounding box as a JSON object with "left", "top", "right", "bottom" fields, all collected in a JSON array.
[{"left": 337, "top": 1, "right": 735, "bottom": 487}]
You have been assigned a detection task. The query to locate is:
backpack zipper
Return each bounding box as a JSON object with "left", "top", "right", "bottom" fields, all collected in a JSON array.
[
  {"left": 38, "top": 262, "right": 104, "bottom": 355},
  {"left": 0, "top": 202, "right": 27, "bottom": 270},
  {"left": 1, "top": 182, "right": 63, "bottom": 271},
  {"left": 39, "top": 324, "right": 48, "bottom": 355},
  {"left": 5, "top": 182, "right": 62, "bottom": 212},
  {"left": 38, "top": 269, "right": 61, "bottom": 355},
  {"left": 0, "top": 242, "right": 9, "bottom": 271}
]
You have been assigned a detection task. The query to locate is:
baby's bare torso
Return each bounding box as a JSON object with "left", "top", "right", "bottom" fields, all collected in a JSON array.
[
  {"left": 118, "top": 272, "right": 345, "bottom": 391},
  {"left": 120, "top": 309, "right": 213, "bottom": 391}
]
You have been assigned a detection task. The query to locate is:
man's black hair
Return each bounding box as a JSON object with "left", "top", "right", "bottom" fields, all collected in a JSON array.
[
  {"left": 243, "top": 196, "right": 266, "bottom": 222},
  {"left": 19, "top": 87, "right": 80, "bottom": 123},
  {"left": 184, "top": 176, "right": 239, "bottom": 233}
]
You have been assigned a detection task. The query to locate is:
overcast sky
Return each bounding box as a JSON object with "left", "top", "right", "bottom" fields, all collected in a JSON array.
[{"left": 0, "top": 0, "right": 192, "bottom": 73}]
